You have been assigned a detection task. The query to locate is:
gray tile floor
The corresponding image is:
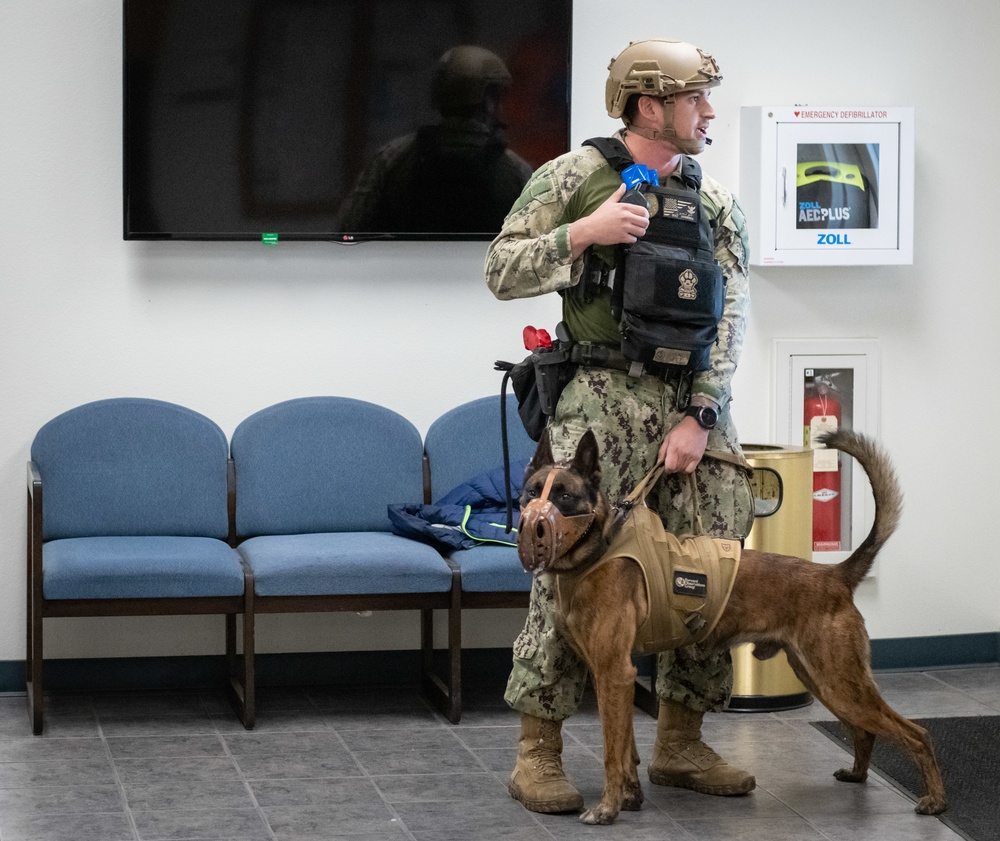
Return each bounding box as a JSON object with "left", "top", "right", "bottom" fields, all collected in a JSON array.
[{"left": 1, "top": 665, "right": 997, "bottom": 840}]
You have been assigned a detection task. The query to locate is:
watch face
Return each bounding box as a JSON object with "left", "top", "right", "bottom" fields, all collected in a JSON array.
[{"left": 687, "top": 406, "right": 717, "bottom": 429}]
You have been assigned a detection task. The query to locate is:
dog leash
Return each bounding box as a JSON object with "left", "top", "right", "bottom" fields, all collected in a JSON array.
[
  {"left": 625, "top": 467, "right": 705, "bottom": 536},
  {"left": 704, "top": 448, "right": 752, "bottom": 473},
  {"left": 497, "top": 365, "right": 515, "bottom": 533},
  {"left": 623, "top": 448, "right": 749, "bottom": 537}
]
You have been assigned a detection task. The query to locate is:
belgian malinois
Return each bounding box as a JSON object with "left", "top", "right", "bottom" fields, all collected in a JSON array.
[{"left": 517, "top": 428, "right": 946, "bottom": 825}]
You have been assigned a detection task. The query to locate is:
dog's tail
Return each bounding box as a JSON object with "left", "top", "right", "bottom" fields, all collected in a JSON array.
[{"left": 819, "top": 430, "right": 903, "bottom": 591}]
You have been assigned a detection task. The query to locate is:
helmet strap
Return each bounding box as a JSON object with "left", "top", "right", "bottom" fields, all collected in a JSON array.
[
  {"left": 623, "top": 121, "right": 667, "bottom": 142},
  {"left": 624, "top": 98, "right": 706, "bottom": 156}
]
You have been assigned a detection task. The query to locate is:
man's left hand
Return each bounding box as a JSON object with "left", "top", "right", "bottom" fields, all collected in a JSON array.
[{"left": 658, "top": 417, "right": 709, "bottom": 474}]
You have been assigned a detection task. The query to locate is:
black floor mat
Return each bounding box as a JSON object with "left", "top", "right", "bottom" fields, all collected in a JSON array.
[{"left": 814, "top": 716, "right": 1000, "bottom": 841}]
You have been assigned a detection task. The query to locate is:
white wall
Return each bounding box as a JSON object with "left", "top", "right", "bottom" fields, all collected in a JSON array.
[{"left": 2, "top": 0, "right": 997, "bottom": 664}]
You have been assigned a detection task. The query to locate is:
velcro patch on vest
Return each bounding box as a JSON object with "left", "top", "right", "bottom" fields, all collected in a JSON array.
[
  {"left": 672, "top": 570, "right": 708, "bottom": 598},
  {"left": 659, "top": 195, "right": 699, "bottom": 222},
  {"left": 653, "top": 347, "right": 692, "bottom": 366}
]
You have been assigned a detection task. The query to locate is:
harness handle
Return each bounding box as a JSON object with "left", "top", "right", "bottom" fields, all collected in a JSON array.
[
  {"left": 621, "top": 448, "right": 747, "bottom": 535},
  {"left": 621, "top": 463, "right": 665, "bottom": 509}
]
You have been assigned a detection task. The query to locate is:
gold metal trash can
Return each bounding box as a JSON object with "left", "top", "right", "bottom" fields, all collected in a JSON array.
[{"left": 728, "top": 444, "right": 814, "bottom": 712}]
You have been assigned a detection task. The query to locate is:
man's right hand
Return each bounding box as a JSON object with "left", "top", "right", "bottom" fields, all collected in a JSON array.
[{"left": 570, "top": 184, "right": 649, "bottom": 260}]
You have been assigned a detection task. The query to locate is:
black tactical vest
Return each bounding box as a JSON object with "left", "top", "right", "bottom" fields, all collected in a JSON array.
[{"left": 584, "top": 137, "right": 726, "bottom": 372}]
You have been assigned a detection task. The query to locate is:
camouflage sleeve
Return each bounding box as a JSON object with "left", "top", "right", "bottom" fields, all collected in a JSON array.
[
  {"left": 691, "top": 176, "right": 751, "bottom": 409},
  {"left": 485, "top": 154, "right": 593, "bottom": 300}
]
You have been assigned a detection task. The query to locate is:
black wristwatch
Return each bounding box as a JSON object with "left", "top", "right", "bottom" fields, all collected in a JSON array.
[{"left": 685, "top": 405, "right": 718, "bottom": 430}]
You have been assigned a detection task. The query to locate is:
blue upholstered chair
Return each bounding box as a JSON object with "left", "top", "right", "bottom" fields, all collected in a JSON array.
[
  {"left": 26, "top": 398, "right": 253, "bottom": 734},
  {"left": 423, "top": 395, "right": 538, "bottom": 603},
  {"left": 230, "top": 397, "right": 460, "bottom": 721}
]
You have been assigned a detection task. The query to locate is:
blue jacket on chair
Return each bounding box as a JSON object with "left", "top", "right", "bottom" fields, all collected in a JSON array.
[{"left": 388, "top": 458, "right": 529, "bottom": 551}]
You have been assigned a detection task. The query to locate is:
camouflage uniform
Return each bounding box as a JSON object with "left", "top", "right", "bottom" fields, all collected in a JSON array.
[{"left": 485, "top": 130, "right": 752, "bottom": 720}]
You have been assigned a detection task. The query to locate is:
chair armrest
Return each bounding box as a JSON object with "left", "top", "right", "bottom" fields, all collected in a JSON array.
[
  {"left": 26, "top": 460, "right": 44, "bottom": 593},
  {"left": 27, "top": 461, "right": 41, "bottom": 492},
  {"left": 26, "top": 461, "right": 42, "bottom": 531}
]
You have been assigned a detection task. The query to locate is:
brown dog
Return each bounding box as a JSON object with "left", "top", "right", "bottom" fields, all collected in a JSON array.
[{"left": 517, "top": 428, "right": 946, "bottom": 825}]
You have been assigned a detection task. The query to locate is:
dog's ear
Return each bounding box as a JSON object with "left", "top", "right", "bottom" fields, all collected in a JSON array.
[
  {"left": 527, "top": 428, "right": 555, "bottom": 474},
  {"left": 571, "top": 429, "right": 602, "bottom": 487}
]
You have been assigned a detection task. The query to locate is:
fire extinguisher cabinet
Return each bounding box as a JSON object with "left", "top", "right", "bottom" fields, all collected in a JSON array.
[{"left": 728, "top": 444, "right": 814, "bottom": 711}]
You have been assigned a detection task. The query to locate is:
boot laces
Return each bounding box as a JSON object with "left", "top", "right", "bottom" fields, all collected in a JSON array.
[
  {"left": 683, "top": 740, "right": 725, "bottom": 767},
  {"left": 531, "top": 746, "right": 565, "bottom": 779}
]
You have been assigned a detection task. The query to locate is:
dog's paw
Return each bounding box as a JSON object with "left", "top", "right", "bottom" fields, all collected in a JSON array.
[
  {"left": 915, "top": 795, "right": 947, "bottom": 815},
  {"left": 580, "top": 805, "right": 619, "bottom": 825},
  {"left": 833, "top": 768, "right": 868, "bottom": 783},
  {"left": 622, "top": 785, "right": 644, "bottom": 811}
]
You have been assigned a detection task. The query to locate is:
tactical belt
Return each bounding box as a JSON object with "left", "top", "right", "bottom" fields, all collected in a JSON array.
[{"left": 569, "top": 342, "right": 682, "bottom": 382}]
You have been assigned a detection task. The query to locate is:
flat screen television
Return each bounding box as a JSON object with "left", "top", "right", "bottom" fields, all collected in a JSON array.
[{"left": 123, "top": 0, "right": 572, "bottom": 242}]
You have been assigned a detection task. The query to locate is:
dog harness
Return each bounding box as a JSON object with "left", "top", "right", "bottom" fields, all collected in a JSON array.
[{"left": 556, "top": 466, "right": 741, "bottom": 654}]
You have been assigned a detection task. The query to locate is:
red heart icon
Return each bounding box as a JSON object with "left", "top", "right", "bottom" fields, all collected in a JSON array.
[{"left": 794, "top": 111, "right": 800, "bottom": 116}]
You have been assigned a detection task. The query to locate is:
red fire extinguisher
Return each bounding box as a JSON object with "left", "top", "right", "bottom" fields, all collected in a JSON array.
[{"left": 803, "top": 372, "right": 842, "bottom": 552}]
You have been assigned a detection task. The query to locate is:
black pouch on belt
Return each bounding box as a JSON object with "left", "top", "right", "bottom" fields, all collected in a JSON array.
[{"left": 496, "top": 344, "right": 575, "bottom": 442}]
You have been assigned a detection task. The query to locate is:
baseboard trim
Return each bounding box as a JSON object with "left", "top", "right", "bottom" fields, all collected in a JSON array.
[
  {"left": 869, "top": 632, "right": 1000, "bottom": 670},
  {"left": 0, "top": 648, "right": 517, "bottom": 695},
  {"left": 2, "top": 633, "right": 997, "bottom": 695}
]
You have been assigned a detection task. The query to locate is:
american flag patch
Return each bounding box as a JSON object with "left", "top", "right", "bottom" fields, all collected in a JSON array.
[{"left": 661, "top": 196, "right": 698, "bottom": 221}]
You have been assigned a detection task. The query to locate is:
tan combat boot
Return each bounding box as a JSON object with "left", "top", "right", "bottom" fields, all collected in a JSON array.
[
  {"left": 508, "top": 713, "right": 584, "bottom": 813},
  {"left": 647, "top": 699, "right": 756, "bottom": 795}
]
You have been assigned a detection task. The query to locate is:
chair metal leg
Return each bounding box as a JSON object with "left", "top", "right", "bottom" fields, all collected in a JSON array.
[
  {"left": 241, "top": 603, "right": 255, "bottom": 729},
  {"left": 633, "top": 655, "right": 659, "bottom": 718},
  {"left": 421, "top": 591, "right": 463, "bottom": 724},
  {"left": 26, "top": 467, "right": 44, "bottom": 735},
  {"left": 225, "top": 612, "right": 256, "bottom": 730},
  {"left": 26, "top": 609, "right": 43, "bottom": 735},
  {"left": 226, "top": 571, "right": 256, "bottom": 730},
  {"left": 446, "top": 583, "right": 462, "bottom": 723}
]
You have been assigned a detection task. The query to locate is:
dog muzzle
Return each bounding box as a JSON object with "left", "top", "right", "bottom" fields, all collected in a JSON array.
[{"left": 517, "top": 470, "right": 595, "bottom": 574}]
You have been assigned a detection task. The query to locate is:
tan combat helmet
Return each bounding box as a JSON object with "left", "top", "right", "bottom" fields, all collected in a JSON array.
[
  {"left": 432, "top": 45, "right": 513, "bottom": 114},
  {"left": 606, "top": 39, "right": 722, "bottom": 153},
  {"left": 606, "top": 39, "right": 722, "bottom": 119}
]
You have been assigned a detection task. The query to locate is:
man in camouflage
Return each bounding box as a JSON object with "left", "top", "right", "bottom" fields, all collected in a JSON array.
[{"left": 485, "top": 39, "right": 755, "bottom": 814}]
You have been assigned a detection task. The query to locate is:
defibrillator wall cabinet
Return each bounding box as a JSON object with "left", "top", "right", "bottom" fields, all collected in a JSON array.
[{"left": 740, "top": 107, "right": 914, "bottom": 265}]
